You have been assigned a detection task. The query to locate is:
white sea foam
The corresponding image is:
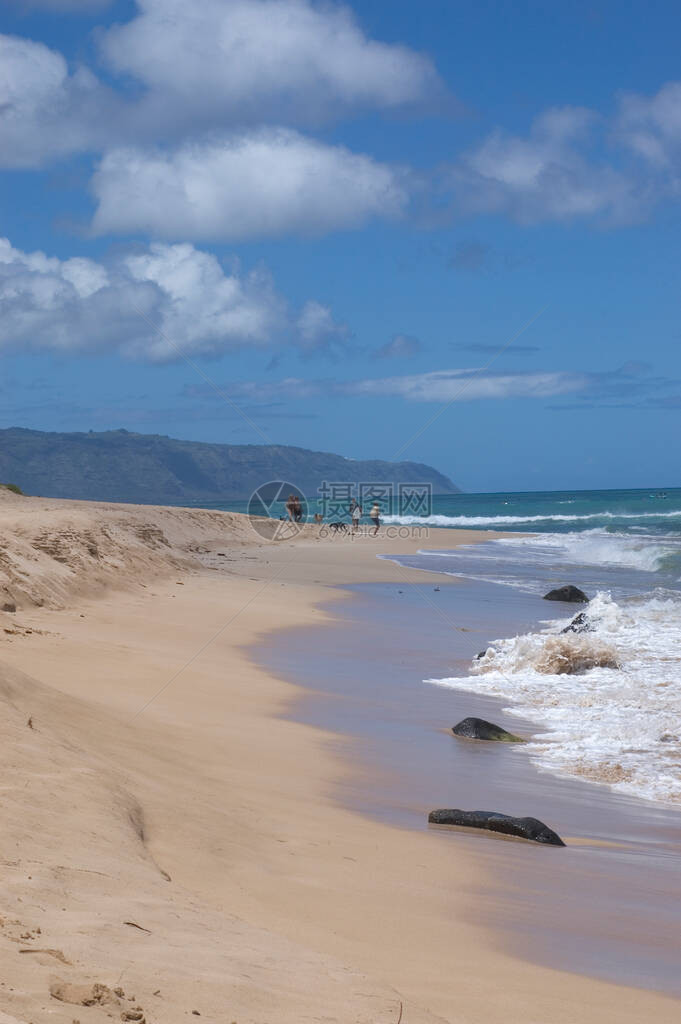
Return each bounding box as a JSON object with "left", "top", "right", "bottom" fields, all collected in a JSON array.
[
  {"left": 495, "top": 530, "right": 679, "bottom": 573},
  {"left": 428, "top": 591, "right": 681, "bottom": 805},
  {"left": 383, "top": 510, "right": 681, "bottom": 527},
  {"left": 414, "top": 529, "right": 681, "bottom": 575}
]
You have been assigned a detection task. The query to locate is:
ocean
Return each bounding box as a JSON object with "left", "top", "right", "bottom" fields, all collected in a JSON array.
[
  {"left": 379, "top": 487, "right": 681, "bottom": 808},
  {"left": 220, "top": 486, "right": 681, "bottom": 809}
]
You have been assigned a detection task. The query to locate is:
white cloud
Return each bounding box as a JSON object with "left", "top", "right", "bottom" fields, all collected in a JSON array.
[
  {"left": 449, "top": 106, "right": 639, "bottom": 223},
  {"left": 122, "top": 243, "right": 287, "bottom": 360},
  {"left": 373, "top": 334, "right": 422, "bottom": 359},
  {"left": 443, "top": 84, "right": 681, "bottom": 225},
  {"left": 0, "top": 26, "right": 410, "bottom": 240},
  {"left": 296, "top": 300, "right": 349, "bottom": 355},
  {"left": 101, "top": 0, "right": 441, "bottom": 127},
  {"left": 0, "top": 34, "right": 121, "bottom": 168},
  {"left": 348, "top": 368, "right": 588, "bottom": 401},
  {"left": 0, "top": 238, "right": 320, "bottom": 362},
  {"left": 446, "top": 87, "right": 681, "bottom": 225},
  {"left": 200, "top": 368, "right": 589, "bottom": 403},
  {"left": 8, "top": 4, "right": 681, "bottom": 239},
  {"left": 615, "top": 81, "right": 681, "bottom": 169},
  {"left": 0, "top": 35, "right": 90, "bottom": 167},
  {"left": 91, "top": 130, "right": 407, "bottom": 240},
  {"left": 0, "top": 0, "right": 441, "bottom": 182}
]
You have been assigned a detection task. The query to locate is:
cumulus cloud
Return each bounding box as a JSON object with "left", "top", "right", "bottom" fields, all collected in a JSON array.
[
  {"left": 0, "top": 34, "right": 120, "bottom": 168},
  {"left": 296, "top": 301, "right": 349, "bottom": 355},
  {"left": 373, "top": 334, "right": 422, "bottom": 359},
  {"left": 100, "top": 0, "right": 442, "bottom": 128},
  {"left": 0, "top": 237, "right": 333, "bottom": 362},
  {"left": 0, "top": 0, "right": 442, "bottom": 184},
  {"left": 8, "top": 2, "right": 681, "bottom": 239},
  {"left": 445, "top": 84, "right": 681, "bottom": 225},
  {"left": 91, "top": 130, "right": 407, "bottom": 240},
  {"left": 448, "top": 106, "right": 640, "bottom": 222},
  {"left": 0, "top": 27, "right": 409, "bottom": 239},
  {"left": 615, "top": 82, "right": 681, "bottom": 168},
  {"left": 1, "top": 0, "right": 440, "bottom": 164}
]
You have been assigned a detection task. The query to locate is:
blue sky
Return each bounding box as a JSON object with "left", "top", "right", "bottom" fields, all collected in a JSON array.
[{"left": 1, "top": 0, "right": 681, "bottom": 491}]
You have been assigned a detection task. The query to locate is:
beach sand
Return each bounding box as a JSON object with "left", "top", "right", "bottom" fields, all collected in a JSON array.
[{"left": 0, "top": 489, "right": 678, "bottom": 1023}]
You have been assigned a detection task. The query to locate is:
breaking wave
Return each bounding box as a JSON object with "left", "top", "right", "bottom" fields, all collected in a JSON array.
[
  {"left": 383, "top": 510, "right": 681, "bottom": 528},
  {"left": 428, "top": 591, "right": 681, "bottom": 805},
  {"left": 493, "top": 530, "right": 681, "bottom": 574}
]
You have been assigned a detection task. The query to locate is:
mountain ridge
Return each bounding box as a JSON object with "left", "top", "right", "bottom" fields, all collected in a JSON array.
[{"left": 0, "top": 427, "right": 459, "bottom": 504}]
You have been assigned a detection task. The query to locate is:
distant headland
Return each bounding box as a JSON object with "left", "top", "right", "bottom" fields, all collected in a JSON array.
[{"left": 0, "top": 427, "right": 459, "bottom": 505}]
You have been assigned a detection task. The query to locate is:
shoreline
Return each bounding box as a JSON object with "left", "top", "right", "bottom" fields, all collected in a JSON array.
[
  {"left": 0, "top": 493, "right": 679, "bottom": 1022},
  {"left": 260, "top": 574, "right": 681, "bottom": 995}
]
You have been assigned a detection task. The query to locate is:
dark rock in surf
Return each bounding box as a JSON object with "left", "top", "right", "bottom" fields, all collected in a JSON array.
[
  {"left": 475, "top": 649, "right": 488, "bottom": 660},
  {"left": 428, "top": 808, "right": 565, "bottom": 847},
  {"left": 561, "top": 611, "right": 591, "bottom": 634},
  {"left": 452, "top": 717, "right": 524, "bottom": 743},
  {"left": 543, "top": 585, "right": 589, "bottom": 603}
]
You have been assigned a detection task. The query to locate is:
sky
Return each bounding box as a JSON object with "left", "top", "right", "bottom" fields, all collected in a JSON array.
[{"left": 1, "top": 0, "right": 681, "bottom": 493}]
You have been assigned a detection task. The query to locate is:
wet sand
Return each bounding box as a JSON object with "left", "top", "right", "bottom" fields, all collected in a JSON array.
[{"left": 259, "top": 576, "right": 681, "bottom": 994}]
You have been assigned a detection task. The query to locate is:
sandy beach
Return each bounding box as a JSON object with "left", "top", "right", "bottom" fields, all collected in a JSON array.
[{"left": 0, "top": 489, "right": 679, "bottom": 1024}]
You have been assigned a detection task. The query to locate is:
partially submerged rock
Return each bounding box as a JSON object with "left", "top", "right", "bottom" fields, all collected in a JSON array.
[
  {"left": 428, "top": 809, "right": 565, "bottom": 846},
  {"left": 543, "top": 585, "right": 589, "bottom": 603},
  {"left": 452, "top": 717, "right": 524, "bottom": 743},
  {"left": 561, "top": 611, "right": 591, "bottom": 633}
]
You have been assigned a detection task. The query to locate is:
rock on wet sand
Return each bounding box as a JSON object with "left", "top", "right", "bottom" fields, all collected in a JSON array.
[
  {"left": 428, "top": 809, "right": 565, "bottom": 846},
  {"left": 452, "top": 717, "right": 524, "bottom": 743}
]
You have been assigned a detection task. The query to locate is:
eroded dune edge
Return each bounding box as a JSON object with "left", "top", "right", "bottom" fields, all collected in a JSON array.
[{"left": 0, "top": 490, "right": 678, "bottom": 1024}]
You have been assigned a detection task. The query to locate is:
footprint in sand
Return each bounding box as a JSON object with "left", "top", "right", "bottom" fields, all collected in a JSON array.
[
  {"left": 49, "top": 981, "right": 118, "bottom": 1007},
  {"left": 50, "top": 982, "right": 147, "bottom": 1022}
]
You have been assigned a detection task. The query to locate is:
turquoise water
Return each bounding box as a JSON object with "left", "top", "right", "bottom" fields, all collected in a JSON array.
[
  {"left": 213, "top": 486, "right": 681, "bottom": 585},
  {"left": 378, "top": 487, "right": 681, "bottom": 595},
  {"left": 383, "top": 486, "right": 681, "bottom": 536},
  {"left": 213, "top": 486, "right": 681, "bottom": 535}
]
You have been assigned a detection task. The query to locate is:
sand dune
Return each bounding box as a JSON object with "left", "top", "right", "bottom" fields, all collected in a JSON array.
[{"left": 0, "top": 488, "right": 261, "bottom": 611}]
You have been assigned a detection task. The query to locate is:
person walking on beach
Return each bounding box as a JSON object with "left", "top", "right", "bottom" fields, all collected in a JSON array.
[
  {"left": 351, "top": 500, "right": 362, "bottom": 534},
  {"left": 285, "top": 494, "right": 296, "bottom": 522},
  {"left": 292, "top": 495, "right": 303, "bottom": 523},
  {"left": 370, "top": 500, "right": 381, "bottom": 536}
]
